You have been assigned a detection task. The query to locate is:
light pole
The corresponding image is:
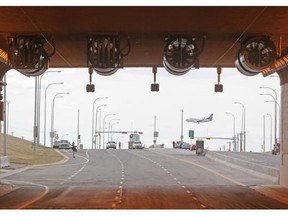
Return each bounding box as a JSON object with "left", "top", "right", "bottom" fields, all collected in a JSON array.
[
  {"left": 225, "top": 112, "right": 236, "bottom": 152},
  {"left": 50, "top": 95, "right": 62, "bottom": 147},
  {"left": 91, "top": 97, "right": 108, "bottom": 149},
  {"left": 263, "top": 115, "right": 266, "bottom": 152},
  {"left": 94, "top": 104, "right": 107, "bottom": 149},
  {"left": 33, "top": 77, "right": 39, "bottom": 149},
  {"left": 44, "top": 82, "right": 63, "bottom": 146},
  {"left": 260, "top": 86, "right": 278, "bottom": 149},
  {"left": 154, "top": 116, "right": 156, "bottom": 145},
  {"left": 50, "top": 92, "right": 69, "bottom": 147},
  {"left": 180, "top": 109, "right": 184, "bottom": 143},
  {"left": 5, "top": 100, "right": 10, "bottom": 135},
  {"left": 234, "top": 102, "right": 246, "bottom": 152},
  {"left": 103, "top": 113, "right": 116, "bottom": 149},
  {"left": 108, "top": 118, "right": 120, "bottom": 141},
  {"left": 98, "top": 108, "right": 102, "bottom": 149},
  {"left": 260, "top": 92, "right": 277, "bottom": 151},
  {"left": 266, "top": 113, "right": 273, "bottom": 151},
  {"left": 35, "top": 70, "right": 61, "bottom": 146},
  {"left": 2, "top": 75, "right": 7, "bottom": 156},
  {"left": 110, "top": 121, "right": 120, "bottom": 141},
  {"left": 77, "top": 109, "right": 80, "bottom": 149}
]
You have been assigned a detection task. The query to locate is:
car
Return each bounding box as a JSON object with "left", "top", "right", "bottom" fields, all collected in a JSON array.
[
  {"left": 132, "top": 141, "right": 144, "bottom": 149},
  {"left": 58, "top": 143, "right": 71, "bottom": 150},
  {"left": 53, "top": 141, "right": 61, "bottom": 148},
  {"left": 106, "top": 141, "right": 117, "bottom": 149},
  {"left": 181, "top": 142, "right": 191, "bottom": 150},
  {"left": 174, "top": 141, "right": 191, "bottom": 149},
  {"left": 173, "top": 141, "right": 182, "bottom": 148},
  {"left": 190, "top": 144, "right": 196, "bottom": 151}
]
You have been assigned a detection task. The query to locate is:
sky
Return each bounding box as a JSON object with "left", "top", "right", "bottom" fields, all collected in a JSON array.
[{"left": 2, "top": 66, "right": 280, "bottom": 152}]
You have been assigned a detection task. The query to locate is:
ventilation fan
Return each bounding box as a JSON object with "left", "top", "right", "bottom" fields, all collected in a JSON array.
[{"left": 235, "top": 36, "right": 277, "bottom": 76}]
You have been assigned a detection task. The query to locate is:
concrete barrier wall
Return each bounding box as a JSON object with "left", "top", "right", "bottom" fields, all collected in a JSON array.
[
  {"left": 206, "top": 151, "right": 279, "bottom": 183},
  {"left": 0, "top": 156, "right": 10, "bottom": 168}
]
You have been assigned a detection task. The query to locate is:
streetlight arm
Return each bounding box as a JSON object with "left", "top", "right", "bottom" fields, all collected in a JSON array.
[
  {"left": 266, "top": 100, "right": 280, "bottom": 109},
  {"left": 260, "top": 93, "right": 276, "bottom": 101},
  {"left": 260, "top": 86, "right": 277, "bottom": 101}
]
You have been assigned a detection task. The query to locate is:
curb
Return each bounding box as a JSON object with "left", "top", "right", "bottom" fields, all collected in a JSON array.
[{"left": 0, "top": 149, "right": 70, "bottom": 179}]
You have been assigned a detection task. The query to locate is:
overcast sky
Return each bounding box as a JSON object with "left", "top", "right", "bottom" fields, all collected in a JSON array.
[{"left": 3, "top": 66, "right": 280, "bottom": 152}]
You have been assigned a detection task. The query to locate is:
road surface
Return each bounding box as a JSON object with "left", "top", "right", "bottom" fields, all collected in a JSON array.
[{"left": 0, "top": 148, "right": 287, "bottom": 209}]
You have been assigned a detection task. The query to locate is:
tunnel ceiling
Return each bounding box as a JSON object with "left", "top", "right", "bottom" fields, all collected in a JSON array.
[{"left": 1, "top": 6, "right": 288, "bottom": 69}]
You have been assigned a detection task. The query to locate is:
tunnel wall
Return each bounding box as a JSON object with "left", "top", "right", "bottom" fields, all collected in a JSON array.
[{"left": 279, "top": 70, "right": 288, "bottom": 187}]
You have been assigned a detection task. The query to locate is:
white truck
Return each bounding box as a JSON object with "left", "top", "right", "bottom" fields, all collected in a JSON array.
[{"left": 128, "top": 133, "right": 144, "bottom": 149}]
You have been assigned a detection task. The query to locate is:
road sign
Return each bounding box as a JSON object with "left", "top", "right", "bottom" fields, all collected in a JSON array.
[
  {"left": 154, "top": 131, "right": 159, "bottom": 138},
  {"left": 189, "top": 130, "right": 194, "bottom": 139}
]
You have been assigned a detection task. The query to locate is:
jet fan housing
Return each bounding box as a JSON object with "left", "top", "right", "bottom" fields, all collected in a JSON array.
[
  {"left": 8, "top": 35, "right": 55, "bottom": 76},
  {"left": 87, "top": 35, "right": 122, "bottom": 76},
  {"left": 163, "top": 36, "right": 200, "bottom": 76},
  {"left": 235, "top": 36, "right": 277, "bottom": 76}
]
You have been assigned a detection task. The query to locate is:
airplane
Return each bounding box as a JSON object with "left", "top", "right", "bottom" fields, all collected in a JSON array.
[{"left": 186, "top": 114, "right": 213, "bottom": 123}]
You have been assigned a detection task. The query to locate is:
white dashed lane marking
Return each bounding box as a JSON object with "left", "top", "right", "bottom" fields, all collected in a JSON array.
[
  {"left": 131, "top": 152, "right": 207, "bottom": 209},
  {"left": 107, "top": 151, "right": 126, "bottom": 209},
  {"left": 60, "top": 150, "right": 89, "bottom": 185}
]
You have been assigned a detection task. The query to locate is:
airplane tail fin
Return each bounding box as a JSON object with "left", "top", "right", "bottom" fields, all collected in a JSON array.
[{"left": 208, "top": 113, "right": 213, "bottom": 120}]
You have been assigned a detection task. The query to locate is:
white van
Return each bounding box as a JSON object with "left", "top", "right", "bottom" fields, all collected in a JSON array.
[{"left": 132, "top": 141, "right": 144, "bottom": 149}]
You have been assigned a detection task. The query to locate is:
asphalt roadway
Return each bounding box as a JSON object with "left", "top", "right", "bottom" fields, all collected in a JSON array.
[{"left": 0, "top": 148, "right": 288, "bottom": 209}]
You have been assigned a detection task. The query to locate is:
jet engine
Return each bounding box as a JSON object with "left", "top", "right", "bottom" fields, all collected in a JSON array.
[
  {"left": 235, "top": 36, "right": 277, "bottom": 76},
  {"left": 163, "top": 36, "right": 204, "bottom": 75},
  {"left": 8, "top": 35, "right": 55, "bottom": 76}
]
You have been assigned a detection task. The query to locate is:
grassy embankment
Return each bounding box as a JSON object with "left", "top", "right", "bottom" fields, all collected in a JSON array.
[{"left": 0, "top": 134, "right": 64, "bottom": 165}]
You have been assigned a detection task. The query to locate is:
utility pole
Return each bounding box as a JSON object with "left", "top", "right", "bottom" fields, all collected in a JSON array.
[
  {"left": 235, "top": 102, "right": 246, "bottom": 152},
  {"left": 226, "top": 112, "right": 236, "bottom": 152},
  {"left": 266, "top": 113, "right": 273, "bottom": 151},
  {"left": 33, "top": 77, "right": 39, "bottom": 155},
  {"left": 153, "top": 115, "right": 157, "bottom": 145},
  {"left": 181, "top": 109, "right": 184, "bottom": 143},
  {"left": 3, "top": 75, "right": 7, "bottom": 156},
  {"left": 77, "top": 109, "right": 80, "bottom": 149},
  {"left": 263, "top": 115, "right": 266, "bottom": 152}
]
